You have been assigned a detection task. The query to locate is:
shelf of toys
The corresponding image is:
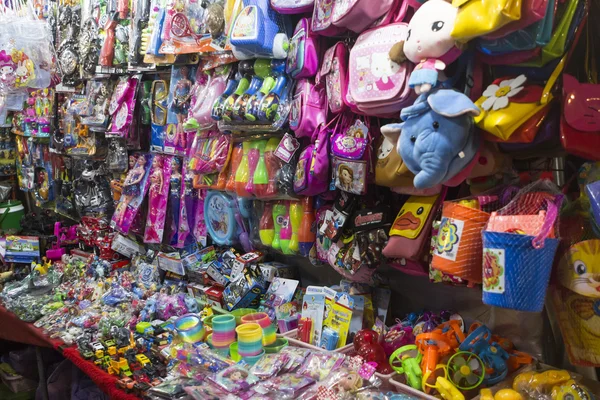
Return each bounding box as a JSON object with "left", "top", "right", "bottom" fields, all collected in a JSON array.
[{"left": 0, "top": 0, "right": 599, "bottom": 398}]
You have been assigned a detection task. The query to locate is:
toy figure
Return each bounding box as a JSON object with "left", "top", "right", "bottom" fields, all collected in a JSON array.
[
  {"left": 145, "top": 157, "right": 165, "bottom": 242},
  {"left": 169, "top": 158, "right": 182, "bottom": 244},
  {"left": 37, "top": 169, "right": 49, "bottom": 201},
  {"left": 170, "top": 66, "right": 192, "bottom": 147},
  {"left": 388, "top": 0, "right": 461, "bottom": 95},
  {"left": 0, "top": 50, "right": 16, "bottom": 89},
  {"left": 115, "top": 155, "right": 147, "bottom": 224}
]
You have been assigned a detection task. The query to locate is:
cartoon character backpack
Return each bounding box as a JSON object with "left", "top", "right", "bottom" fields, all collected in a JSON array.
[
  {"left": 289, "top": 79, "right": 327, "bottom": 138},
  {"left": 294, "top": 123, "right": 331, "bottom": 196},
  {"left": 317, "top": 41, "right": 350, "bottom": 114},
  {"left": 286, "top": 18, "right": 321, "bottom": 79}
]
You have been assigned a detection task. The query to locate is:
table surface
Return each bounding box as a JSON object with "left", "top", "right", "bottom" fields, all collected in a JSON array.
[{"left": 0, "top": 305, "right": 140, "bottom": 400}]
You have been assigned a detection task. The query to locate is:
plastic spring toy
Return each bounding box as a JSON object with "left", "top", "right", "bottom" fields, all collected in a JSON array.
[
  {"left": 458, "top": 325, "right": 509, "bottom": 385},
  {"left": 389, "top": 345, "right": 423, "bottom": 390}
]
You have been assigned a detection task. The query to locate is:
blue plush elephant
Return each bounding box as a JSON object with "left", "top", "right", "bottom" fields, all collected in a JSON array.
[{"left": 381, "top": 89, "right": 481, "bottom": 189}]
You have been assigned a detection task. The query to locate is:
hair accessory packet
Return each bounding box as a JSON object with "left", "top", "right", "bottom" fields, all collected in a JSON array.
[
  {"left": 384, "top": 188, "right": 448, "bottom": 276},
  {"left": 327, "top": 205, "right": 392, "bottom": 283},
  {"left": 297, "top": 351, "right": 346, "bottom": 381},
  {"left": 209, "top": 364, "right": 260, "bottom": 394},
  {"left": 250, "top": 372, "right": 316, "bottom": 399},
  {"left": 249, "top": 352, "right": 290, "bottom": 380}
]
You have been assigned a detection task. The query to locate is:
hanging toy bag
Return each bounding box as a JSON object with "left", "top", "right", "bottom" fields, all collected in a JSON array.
[
  {"left": 431, "top": 187, "right": 518, "bottom": 284},
  {"left": 481, "top": 180, "right": 564, "bottom": 312}
]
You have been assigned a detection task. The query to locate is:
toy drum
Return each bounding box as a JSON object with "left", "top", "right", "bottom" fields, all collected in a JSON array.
[
  {"left": 175, "top": 314, "right": 205, "bottom": 343},
  {"left": 431, "top": 202, "right": 491, "bottom": 283},
  {"left": 236, "top": 323, "right": 263, "bottom": 357},
  {"left": 482, "top": 231, "right": 559, "bottom": 312},
  {"left": 241, "top": 312, "right": 276, "bottom": 346}
]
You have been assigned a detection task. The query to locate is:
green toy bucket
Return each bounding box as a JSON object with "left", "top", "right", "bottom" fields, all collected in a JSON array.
[{"left": 0, "top": 201, "right": 24, "bottom": 234}]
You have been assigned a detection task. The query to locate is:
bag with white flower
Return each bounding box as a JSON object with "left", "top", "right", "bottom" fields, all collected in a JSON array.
[{"left": 473, "top": 57, "right": 563, "bottom": 141}]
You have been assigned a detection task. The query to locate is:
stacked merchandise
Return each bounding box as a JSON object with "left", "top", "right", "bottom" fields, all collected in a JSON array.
[{"left": 0, "top": 0, "right": 599, "bottom": 397}]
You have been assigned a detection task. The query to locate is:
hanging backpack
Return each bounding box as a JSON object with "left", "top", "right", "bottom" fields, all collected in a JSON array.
[{"left": 294, "top": 123, "right": 331, "bottom": 196}]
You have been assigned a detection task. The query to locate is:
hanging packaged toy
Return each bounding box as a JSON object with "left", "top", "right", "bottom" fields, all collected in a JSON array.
[
  {"left": 167, "top": 157, "right": 183, "bottom": 245},
  {"left": 111, "top": 153, "right": 154, "bottom": 234},
  {"left": 56, "top": 3, "right": 82, "bottom": 87},
  {"left": 81, "top": 79, "right": 113, "bottom": 127},
  {"left": 381, "top": 89, "right": 481, "bottom": 189},
  {"left": 228, "top": 0, "right": 291, "bottom": 60},
  {"left": 177, "top": 162, "right": 198, "bottom": 247},
  {"left": 107, "top": 75, "right": 140, "bottom": 138},
  {"left": 204, "top": 190, "right": 252, "bottom": 251},
  {"left": 144, "top": 155, "right": 173, "bottom": 243},
  {"left": 166, "top": 65, "right": 196, "bottom": 154},
  {"left": 388, "top": 0, "right": 462, "bottom": 95}
]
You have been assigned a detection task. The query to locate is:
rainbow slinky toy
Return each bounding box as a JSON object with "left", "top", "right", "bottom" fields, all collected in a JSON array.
[
  {"left": 241, "top": 312, "right": 276, "bottom": 346},
  {"left": 175, "top": 314, "right": 205, "bottom": 344},
  {"left": 211, "top": 314, "right": 236, "bottom": 351},
  {"left": 235, "top": 323, "right": 263, "bottom": 357}
]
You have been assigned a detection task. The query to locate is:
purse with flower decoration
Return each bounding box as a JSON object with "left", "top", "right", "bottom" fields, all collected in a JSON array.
[{"left": 473, "top": 57, "right": 563, "bottom": 141}]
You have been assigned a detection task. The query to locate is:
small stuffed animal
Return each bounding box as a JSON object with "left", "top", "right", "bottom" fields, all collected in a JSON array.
[
  {"left": 381, "top": 89, "right": 480, "bottom": 189},
  {"left": 388, "top": 0, "right": 461, "bottom": 94}
]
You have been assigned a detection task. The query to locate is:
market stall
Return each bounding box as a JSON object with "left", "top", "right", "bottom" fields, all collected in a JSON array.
[{"left": 0, "top": 0, "right": 599, "bottom": 398}]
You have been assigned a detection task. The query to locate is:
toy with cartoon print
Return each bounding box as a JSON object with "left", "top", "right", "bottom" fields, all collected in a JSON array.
[
  {"left": 458, "top": 324, "right": 509, "bottom": 385},
  {"left": 388, "top": 0, "right": 462, "bottom": 95},
  {"left": 229, "top": 0, "right": 291, "bottom": 60},
  {"left": 380, "top": 89, "right": 481, "bottom": 190}
]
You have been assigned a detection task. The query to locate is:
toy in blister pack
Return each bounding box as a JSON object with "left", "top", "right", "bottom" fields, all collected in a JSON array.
[
  {"left": 129, "top": 0, "right": 151, "bottom": 66},
  {"left": 228, "top": 0, "right": 291, "bottom": 60},
  {"left": 204, "top": 190, "right": 251, "bottom": 250},
  {"left": 107, "top": 75, "right": 140, "bottom": 138},
  {"left": 184, "top": 68, "right": 222, "bottom": 131},
  {"left": 111, "top": 153, "right": 153, "bottom": 234},
  {"left": 144, "top": 155, "right": 173, "bottom": 243},
  {"left": 165, "top": 65, "right": 195, "bottom": 154},
  {"left": 72, "top": 161, "right": 114, "bottom": 218},
  {"left": 176, "top": 161, "right": 197, "bottom": 248},
  {"left": 81, "top": 79, "right": 113, "bottom": 127}
]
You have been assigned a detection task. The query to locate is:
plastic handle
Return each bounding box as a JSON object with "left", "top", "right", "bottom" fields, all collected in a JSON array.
[{"left": 532, "top": 195, "right": 564, "bottom": 249}]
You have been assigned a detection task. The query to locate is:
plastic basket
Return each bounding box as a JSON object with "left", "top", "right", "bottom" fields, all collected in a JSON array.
[
  {"left": 482, "top": 232, "right": 559, "bottom": 312},
  {"left": 431, "top": 202, "right": 491, "bottom": 283}
]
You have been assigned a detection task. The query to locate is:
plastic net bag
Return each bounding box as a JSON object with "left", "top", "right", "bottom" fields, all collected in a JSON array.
[{"left": 481, "top": 179, "right": 564, "bottom": 312}]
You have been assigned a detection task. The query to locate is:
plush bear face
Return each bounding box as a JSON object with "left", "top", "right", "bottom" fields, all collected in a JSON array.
[{"left": 403, "top": 0, "right": 458, "bottom": 63}]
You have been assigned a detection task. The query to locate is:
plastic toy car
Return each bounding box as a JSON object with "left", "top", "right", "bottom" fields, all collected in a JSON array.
[
  {"left": 117, "top": 377, "right": 136, "bottom": 392},
  {"left": 135, "top": 354, "right": 151, "bottom": 367}
]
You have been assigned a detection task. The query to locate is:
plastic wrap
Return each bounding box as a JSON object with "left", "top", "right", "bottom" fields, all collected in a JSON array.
[{"left": 144, "top": 154, "right": 173, "bottom": 243}]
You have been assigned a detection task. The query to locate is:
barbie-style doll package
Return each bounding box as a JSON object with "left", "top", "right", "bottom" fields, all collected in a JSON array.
[
  {"left": 165, "top": 65, "right": 196, "bottom": 155},
  {"left": 144, "top": 154, "right": 173, "bottom": 243},
  {"left": 111, "top": 153, "right": 153, "bottom": 234}
]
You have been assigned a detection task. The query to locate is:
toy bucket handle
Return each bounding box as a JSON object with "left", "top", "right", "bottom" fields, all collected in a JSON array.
[
  {"left": 500, "top": 185, "right": 519, "bottom": 206},
  {"left": 532, "top": 195, "right": 564, "bottom": 249}
]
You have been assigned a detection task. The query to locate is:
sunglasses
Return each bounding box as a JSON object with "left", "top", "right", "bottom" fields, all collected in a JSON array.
[{"left": 151, "top": 80, "right": 168, "bottom": 126}]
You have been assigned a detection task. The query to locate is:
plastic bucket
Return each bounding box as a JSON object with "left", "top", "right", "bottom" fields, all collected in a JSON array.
[
  {"left": 0, "top": 201, "right": 24, "bottom": 234},
  {"left": 482, "top": 231, "right": 559, "bottom": 312},
  {"left": 432, "top": 202, "right": 490, "bottom": 283}
]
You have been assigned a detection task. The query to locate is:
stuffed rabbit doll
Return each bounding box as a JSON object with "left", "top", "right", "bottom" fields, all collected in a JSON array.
[{"left": 388, "top": 0, "right": 462, "bottom": 95}]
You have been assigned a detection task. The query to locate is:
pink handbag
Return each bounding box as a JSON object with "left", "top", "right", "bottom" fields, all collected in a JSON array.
[
  {"left": 483, "top": 0, "right": 549, "bottom": 40},
  {"left": 287, "top": 18, "right": 321, "bottom": 79},
  {"left": 270, "top": 0, "right": 314, "bottom": 14},
  {"left": 289, "top": 79, "right": 327, "bottom": 139},
  {"left": 331, "top": 0, "right": 396, "bottom": 33},
  {"left": 317, "top": 42, "right": 350, "bottom": 114},
  {"left": 348, "top": 22, "right": 415, "bottom": 118},
  {"left": 312, "top": 0, "right": 347, "bottom": 36},
  {"left": 294, "top": 123, "right": 331, "bottom": 196}
]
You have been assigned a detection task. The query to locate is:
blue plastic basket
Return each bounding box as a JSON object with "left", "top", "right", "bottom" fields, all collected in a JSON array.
[{"left": 482, "top": 231, "right": 559, "bottom": 312}]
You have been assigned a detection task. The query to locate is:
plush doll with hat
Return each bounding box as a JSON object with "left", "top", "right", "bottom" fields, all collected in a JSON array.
[{"left": 389, "top": 0, "right": 462, "bottom": 95}]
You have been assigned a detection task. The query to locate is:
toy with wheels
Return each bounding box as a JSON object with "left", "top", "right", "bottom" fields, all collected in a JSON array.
[
  {"left": 446, "top": 351, "right": 485, "bottom": 390},
  {"left": 229, "top": 0, "right": 291, "bottom": 59},
  {"left": 204, "top": 191, "right": 246, "bottom": 247},
  {"left": 459, "top": 325, "right": 509, "bottom": 385},
  {"left": 389, "top": 345, "right": 423, "bottom": 390},
  {"left": 415, "top": 332, "right": 453, "bottom": 377}
]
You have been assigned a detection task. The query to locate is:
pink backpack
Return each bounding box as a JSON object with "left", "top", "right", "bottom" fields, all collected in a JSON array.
[
  {"left": 312, "top": 0, "right": 347, "bottom": 36},
  {"left": 294, "top": 123, "right": 331, "bottom": 196},
  {"left": 348, "top": 22, "right": 415, "bottom": 118},
  {"left": 287, "top": 18, "right": 321, "bottom": 79},
  {"left": 331, "top": 0, "right": 396, "bottom": 33},
  {"left": 270, "top": 0, "right": 314, "bottom": 14},
  {"left": 317, "top": 42, "right": 350, "bottom": 114},
  {"left": 289, "top": 79, "right": 327, "bottom": 139}
]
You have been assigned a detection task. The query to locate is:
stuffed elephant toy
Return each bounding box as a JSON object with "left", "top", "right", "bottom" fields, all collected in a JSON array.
[{"left": 381, "top": 89, "right": 480, "bottom": 189}]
